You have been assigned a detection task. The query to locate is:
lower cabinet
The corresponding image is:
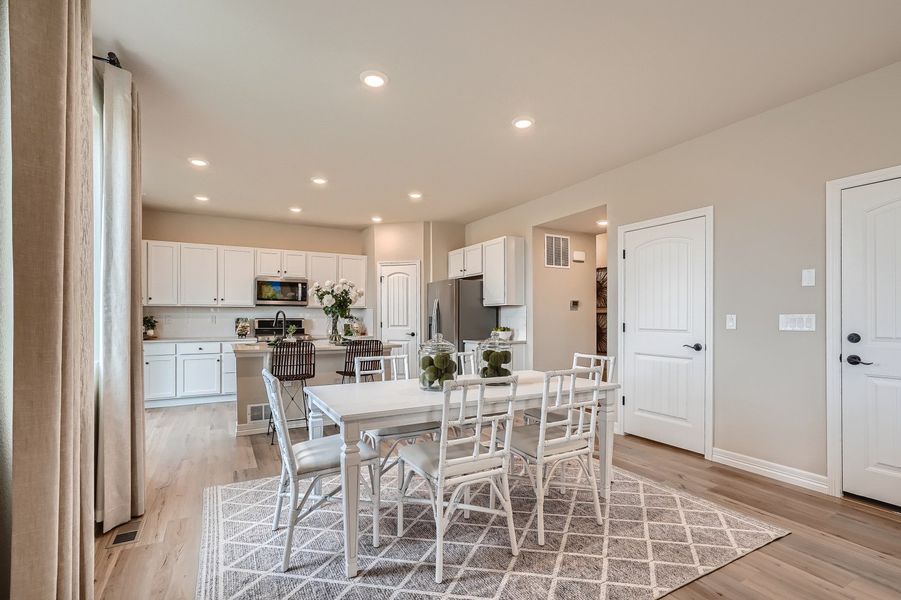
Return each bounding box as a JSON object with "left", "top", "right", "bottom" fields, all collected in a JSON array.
[
  {"left": 221, "top": 352, "right": 237, "bottom": 394},
  {"left": 177, "top": 354, "right": 222, "bottom": 397},
  {"left": 144, "top": 355, "right": 176, "bottom": 400}
]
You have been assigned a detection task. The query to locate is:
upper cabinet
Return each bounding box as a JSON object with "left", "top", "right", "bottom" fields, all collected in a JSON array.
[
  {"left": 146, "top": 240, "right": 179, "bottom": 305},
  {"left": 307, "top": 252, "right": 338, "bottom": 307},
  {"left": 448, "top": 243, "right": 483, "bottom": 279},
  {"left": 218, "top": 246, "right": 255, "bottom": 306},
  {"left": 482, "top": 236, "right": 525, "bottom": 306},
  {"left": 338, "top": 254, "right": 367, "bottom": 307},
  {"left": 179, "top": 243, "right": 220, "bottom": 305},
  {"left": 256, "top": 248, "right": 307, "bottom": 278},
  {"left": 448, "top": 248, "right": 465, "bottom": 278}
]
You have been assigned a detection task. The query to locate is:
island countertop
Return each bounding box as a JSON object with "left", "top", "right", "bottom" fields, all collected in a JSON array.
[{"left": 233, "top": 339, "right": 401, "bottom": 356}]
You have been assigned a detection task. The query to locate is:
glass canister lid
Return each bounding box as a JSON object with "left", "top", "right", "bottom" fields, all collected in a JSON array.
[
  {"left": 480, "top": 330, "right": 511, "bottom": 350},
  {"left": 420, "top": 332, "right": 456, "bottom": 354}
]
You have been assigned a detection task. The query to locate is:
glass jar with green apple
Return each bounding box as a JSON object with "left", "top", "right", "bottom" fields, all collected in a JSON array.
[
  {"left": 418, "top": 333, "right": 457, "bottom": 391},
  {"left": 477, "top": 331, "right": 512, "bottom": 382}
]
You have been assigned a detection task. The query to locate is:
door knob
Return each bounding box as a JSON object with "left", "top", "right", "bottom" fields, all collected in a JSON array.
[
  {"left": 406, "top": 332, "right": 415, "bottom": 337},
  {"left": 846, "top": 355, "right": 873, "bottom": 366},
  {"left": 683, "top": 343, "right": 703, "bottom": 351},
  {"left": 847, "top": 333, "right": 861, "bottom": 343}
]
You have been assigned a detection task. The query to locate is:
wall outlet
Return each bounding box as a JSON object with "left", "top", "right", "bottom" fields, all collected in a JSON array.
[{"left": 725, "top": 314, "right": 737, "bottom": 330}]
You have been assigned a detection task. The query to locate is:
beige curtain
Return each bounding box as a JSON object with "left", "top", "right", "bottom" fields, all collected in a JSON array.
[
  {"left": 0, "top": 1, "right": 13, "bottom": 598},
  {"left": 96, "top": 63, "right": 145, "bottom": 532},
  {"left": 8, "top": 0, "right": 95, "bottom": 598}
]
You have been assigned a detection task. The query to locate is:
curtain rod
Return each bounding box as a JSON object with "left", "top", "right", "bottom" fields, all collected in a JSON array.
[{"left": 92, "top": 52, "right": 122, "bottom": 68}]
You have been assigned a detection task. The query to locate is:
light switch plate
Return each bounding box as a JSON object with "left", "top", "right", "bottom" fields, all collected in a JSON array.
[
  {"left": 801, "top": 268, "right": 816, "bottom": 287},
  {"left": 725, "top": 314, "right": 737, "bottom": 330},
  {"left": 779, "top": 313, "right": 816, "bottom": 332},
  {"left": 572, "top": 250, "right": 586, "bottom": 263}
]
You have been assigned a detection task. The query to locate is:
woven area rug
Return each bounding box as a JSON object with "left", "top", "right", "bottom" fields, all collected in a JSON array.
[{"left": 197, "top": 465, "right": 788, "bottom": 599}]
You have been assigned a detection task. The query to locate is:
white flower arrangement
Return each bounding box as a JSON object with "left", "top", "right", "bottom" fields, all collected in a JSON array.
[{"left": 312, "top": 279, "right": 362, "bottom": 318}]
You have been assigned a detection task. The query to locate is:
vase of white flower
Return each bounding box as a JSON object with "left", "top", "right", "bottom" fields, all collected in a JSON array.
[{"left": 311, "top": 278, "right": 364, "bottom": 345}]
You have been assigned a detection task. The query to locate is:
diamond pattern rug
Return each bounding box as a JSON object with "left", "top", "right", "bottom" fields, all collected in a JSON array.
[{"left": 196, "top": 465, "right": 788, "bottom": 599}]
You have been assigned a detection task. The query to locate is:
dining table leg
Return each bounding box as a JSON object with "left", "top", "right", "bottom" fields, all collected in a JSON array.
[
  {"left": 597, "top": 392, "right": 616, "bottom": 499},
  {"left": 340, "top": 421, "right": 362, "bottom": 577},
  {"left": 308, "top": 399, "right": 325, "bottom": 496}
]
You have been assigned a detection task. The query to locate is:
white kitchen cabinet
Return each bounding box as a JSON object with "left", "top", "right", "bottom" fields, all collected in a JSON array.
[
  {"left": 177, "top": 354, "right": 222, "bottom": 397},
  {"left": 143, "top": 354, "right": 176, "bottom": 400},
  {"left": 141, "top": 241, "right": 148, "bottom": 305},
  {"left": 179, "top": 243, "right": 219, "bottom": 305},
  {"left": 308, "top": 252, "right": 338, "bottom": 306},
  {"left": 448, "top": 248, "right": 465, "bottom": 278},
  {"left": 256, "top": 248, "right": 283, "bottom": 276},
  {"left": 338, "top": 254, "right": 367, "bottom": 307},
  {"left": 221, "top": 352, "right": 237, "bottom": 394},
  {"left": 218, "top": 246, "right": 255, "bottom": 306},
  {"left": 464, "top": 244, "right": 483, "bottom": 276},
  {"left": 282, "top": 251, "right": 307, "bottom": 277},
  {"left": 146, "top": 240, "right": 179, "bottom": 305},
  {"left": 482, "top": 236, "right": 525, "bottom": 306}
]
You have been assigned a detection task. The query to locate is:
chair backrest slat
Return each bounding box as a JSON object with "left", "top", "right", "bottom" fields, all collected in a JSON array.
[
  {"left": 343, "top": 339, "right": 384, "bottom": 374},
  {"left": 354, "top": 354, "right": 410, "bottom": 382},
  {"left": 456, "top": 350, "right": 477, "bottom": 376},
  {"left": 571, "top": 353, "right": 615, "bottom": 384},
  {"left": 271, "top": 340, "right": 316, "bottom": 381},
  {"left": 538, "top": 366, "right": 605, "bottom": 460},
  {"left": 262, "top": 369, "right": 298, "bottom": 475}
]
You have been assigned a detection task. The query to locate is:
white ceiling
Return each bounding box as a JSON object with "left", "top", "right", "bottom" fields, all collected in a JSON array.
[{"left": 92, "top": 1, "right": 901, "bottom": 228}]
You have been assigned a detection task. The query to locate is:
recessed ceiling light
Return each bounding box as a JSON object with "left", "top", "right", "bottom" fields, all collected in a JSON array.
[
  {"left": 311, "top": 176, "right": 328, "bottom": 185},
  {"left": 360, "top": 70, "right": 388, "bottom": 88},
  {"left": 371, "top": 216, "right": 383, "bottom": 223},
  {"left": 596, "top": 220, "right": 608, "bottom": 226},
  {"left": 289, "top": 207, "right": 302, "bottom": 213},
  {"left": 193, "top": 195, "right": 209, "bottom": 202},
  {"left": 408, "top": 191, "right": 423, "bottom": 200},
  {"left": 512, "top": 117, "right": 534, "bottom": 129},
  {"left": 189, "top": 158, "right": 209, "bottom": 167}
]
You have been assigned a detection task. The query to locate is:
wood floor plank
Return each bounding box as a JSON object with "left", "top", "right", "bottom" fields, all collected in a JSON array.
[{"left": 94, "top": 403, "right": 901, "bottom": 599}]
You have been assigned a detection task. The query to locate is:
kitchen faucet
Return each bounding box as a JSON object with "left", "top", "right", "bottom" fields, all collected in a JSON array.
[{"left": 274, "top": 310, "right": 287, "bottom": 339}]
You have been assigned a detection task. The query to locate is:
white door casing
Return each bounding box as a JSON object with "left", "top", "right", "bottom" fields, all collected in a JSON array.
[
  {"left": 621, "top": 213, "right": 710, "bottom": 454},
  {"left": 379, "top": 262, "right": 420, "bottom": 360},
  {"left": 840, "top": 177, "right": 901, "bottom": 506}
]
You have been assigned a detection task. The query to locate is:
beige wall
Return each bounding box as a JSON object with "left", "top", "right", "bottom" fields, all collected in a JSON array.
[
  {"left": 428, "top": 221, "right": 466, "bottom": 281},
  {"left": 531, "top": 227, "right": 597, "bottom": 371},
  {"left": 142, "top": 208, "right": 365, "bottom": 254},
  {"left": 465, "top": 61, "right": 901, "bottom": 475}
]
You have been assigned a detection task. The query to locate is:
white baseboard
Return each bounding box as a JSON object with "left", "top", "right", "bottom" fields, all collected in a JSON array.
[
  {"left": 145, "top": 395, "right": 236, "bottom": 408},
  {"left": 235, "top": 420, "right": 309, "bottom": 437},
  {"left": 711, "top": 448, "right": 828, "bottom": 495}
]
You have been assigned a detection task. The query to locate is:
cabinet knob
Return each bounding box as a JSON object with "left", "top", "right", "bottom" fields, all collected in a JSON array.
[{"left": 148, "top": 297, "right": 152, "bottom": 300}]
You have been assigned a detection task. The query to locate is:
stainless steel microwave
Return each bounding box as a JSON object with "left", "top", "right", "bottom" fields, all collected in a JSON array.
[{"left": 254, "top": 277, "right": 308, "bottom": 306}]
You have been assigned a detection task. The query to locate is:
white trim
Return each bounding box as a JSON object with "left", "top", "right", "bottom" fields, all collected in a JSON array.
[
  {"left": 711, "top": 448, "right": 828, "bottom": 495},
  {"left": 144, "top": 395, "right": 235, "bottom": 409},
  {"left": 616, "top": 206, "right": 714, "bottom": 459},
  {"left": 376, "top": 259, "right": 422, "bottom": 343},
  {"left": 235, "top": 420, "right": 308, "bottom": 437},
  {"left": 825, "top": 165, "right": 901, "bottom": 498}
]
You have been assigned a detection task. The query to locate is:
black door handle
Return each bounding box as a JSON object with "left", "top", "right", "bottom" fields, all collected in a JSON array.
[
  {"left": 846, "top": 355, "right": 873, "bottom": 366},
  {"left": 683, "top": 343, "right": 703, "bottom": 351},
  {"left": 406, "top": 332, "right": 415, "bottom": 337}
]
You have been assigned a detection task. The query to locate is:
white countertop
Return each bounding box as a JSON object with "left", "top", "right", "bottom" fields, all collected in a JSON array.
[
  {"left": 143, "top": 336, "right": 258, "bottom": 343},
  {"left": 463, "top": 339, "right": 527, "bottom": 345},
  {"left": 234, "top": 339, "right": 401, "bottom": 356}
]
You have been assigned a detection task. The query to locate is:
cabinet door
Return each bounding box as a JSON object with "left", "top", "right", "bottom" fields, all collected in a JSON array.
[
  {"left": 221, "top": 352, "right": 237, "bottom": 394},
  {"left": 338, "top": 255, "right": 367, "bottom": 307},
  {"left": 179, "top": 243, "right": 219, "bottom": 306},
  {"left": 464, "top": 244, "right": 483, "bottom": 276},
  {"left": 308, "top": 253, "right": 338, "bottom": 306},
  {"left": 448, "top": 249, "right": 465, "bottom": 279},
  {"left": 143, "top": 355, "right": 176, "bottom": 400},
  {"left": 146, "top": 241, "right": 179, "bottom": 305},
  {"left": 177, "top": 354, "right": 222, "bottom": 397},
  {"left": 282, "top": 251, "right": 307, "bottom": 277},
  {"left": 141, "top": 241, "right": 148, "bottom": 305},
  {"left": 256, "top": 248, "right": 283, "bottom": 276},
  {"left": 219, "top": 246, "right": 255, "bottom": 306},
  {"left": 482, "top": 238, "right": 506, "bottom": 305}
]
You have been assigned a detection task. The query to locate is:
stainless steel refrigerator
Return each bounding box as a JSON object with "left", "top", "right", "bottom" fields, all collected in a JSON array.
[{"left": 427, "top": 278, "right": 498, "bottom": 351}]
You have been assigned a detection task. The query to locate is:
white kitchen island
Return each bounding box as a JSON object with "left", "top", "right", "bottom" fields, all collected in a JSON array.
[{"left": 232, "top": 339, "right": 400, "bottom": 435}]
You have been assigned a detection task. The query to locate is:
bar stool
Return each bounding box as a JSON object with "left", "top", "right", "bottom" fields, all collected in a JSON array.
[
  {"left": 336, "top": 339, "right": 383, "bottom": 383},
  {"left": 267, "top": 340, "right": 316, "bottom": 444}
]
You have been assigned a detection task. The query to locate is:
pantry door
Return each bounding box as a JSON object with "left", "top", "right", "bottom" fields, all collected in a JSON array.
[
  {"left": 621, "top": 211, "right": 710, "bottom": 454},
  {"left": 378, "top": 262, "right": 420, "bottom": 360}
]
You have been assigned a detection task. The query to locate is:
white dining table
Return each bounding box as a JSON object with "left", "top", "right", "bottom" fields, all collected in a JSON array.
[{"left": 304, "top": 369, "right": 620, "bottom": 578}]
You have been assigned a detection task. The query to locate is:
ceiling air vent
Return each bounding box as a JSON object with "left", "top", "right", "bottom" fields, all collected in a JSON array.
[{"left": 544, "top": 234, "right": 570, "bottom": 268}]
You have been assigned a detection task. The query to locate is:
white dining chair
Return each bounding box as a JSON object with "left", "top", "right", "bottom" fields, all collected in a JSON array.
[
  {"left": 507, "top": 366, "right": 605, "bottom": 546},
  {"left": 356, "top": 355, "right": 441, "bottom": 477},
  {"left": 396, "top": 376, "right": 520, "bottom": 583},
  {"left": 456, "top": 350, "right": 477, "bottom": 376},
  {"left": 523, "top": 353, "right": 614, "bottom": 424},
  {"left": 263, "top": 369, "right": 382, "bottom": 572}
]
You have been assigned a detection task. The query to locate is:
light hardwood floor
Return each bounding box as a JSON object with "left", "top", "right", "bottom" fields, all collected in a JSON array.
[{"left": 94, "top": 402, "right": 901, "bottom": 599}]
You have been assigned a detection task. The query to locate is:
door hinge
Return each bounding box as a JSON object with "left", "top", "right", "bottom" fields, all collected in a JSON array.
[
  {"left": 622, "top": 395, "right": 626, "bottom": 406},
  {"left": 622, "top": 249, "right": 626, "bottom": 259},
  {"left": 622, "top": 322, "right": 626, "bottom": 332},
  {"left": 839, "top": 353, "right": 842, "bottom": 363},
  {"left": 380, "top": 321, "right": 383, "bottom": 328},
  {"left": 380, "top": 275, "right": 384, "bottom": 282}
]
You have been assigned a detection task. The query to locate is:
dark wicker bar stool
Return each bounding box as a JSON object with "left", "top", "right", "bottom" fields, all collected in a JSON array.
[
  {"left": 268, "top": 341, "right": 316, "bottom": 444},
  {"left": 337, "top": 339, "right": 383, "bottom": 383}
]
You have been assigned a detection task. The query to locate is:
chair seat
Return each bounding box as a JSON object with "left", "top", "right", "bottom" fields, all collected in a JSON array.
[
  {"left": 292, "top": 435, "right": 379, "bottom": 476},
  {"left": 507, "top": 424, "right": 588, "bottom": 460},
  {"left": 399, "top": 440, "right": 503, "bottom": 479},
  {"left": 522, "top": 407, "right": 569, "bottom": 422},
  {"left": 366, "top": 422, "right": 441, "bottom": 439}
]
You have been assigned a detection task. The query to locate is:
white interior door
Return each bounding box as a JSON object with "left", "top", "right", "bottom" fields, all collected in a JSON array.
[
  {"left": 841, "top": 177, "right": 901, "bottom": 507},
  {"left": 379, "top": 262, "right": 420, "bottom": 359},
  {"left": 623, "top": 216, "right": 707, "bottom": 453}
]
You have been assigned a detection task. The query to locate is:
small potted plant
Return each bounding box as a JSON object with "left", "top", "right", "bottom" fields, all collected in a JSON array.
[
  {"left": 311, "top": 278, "right": 364, "bottom": 345},
  {"left": 143, "top": 315, "right": 158, "bottom": 339},
  {"left": 285, "top": 324, "right": 298, "bottom": 342},
  {"left": 235, "top": 318, "right": 251, "bottom": 338},
  {"left": 493, "top": 326, "right": 513, "bottom": 341}
]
